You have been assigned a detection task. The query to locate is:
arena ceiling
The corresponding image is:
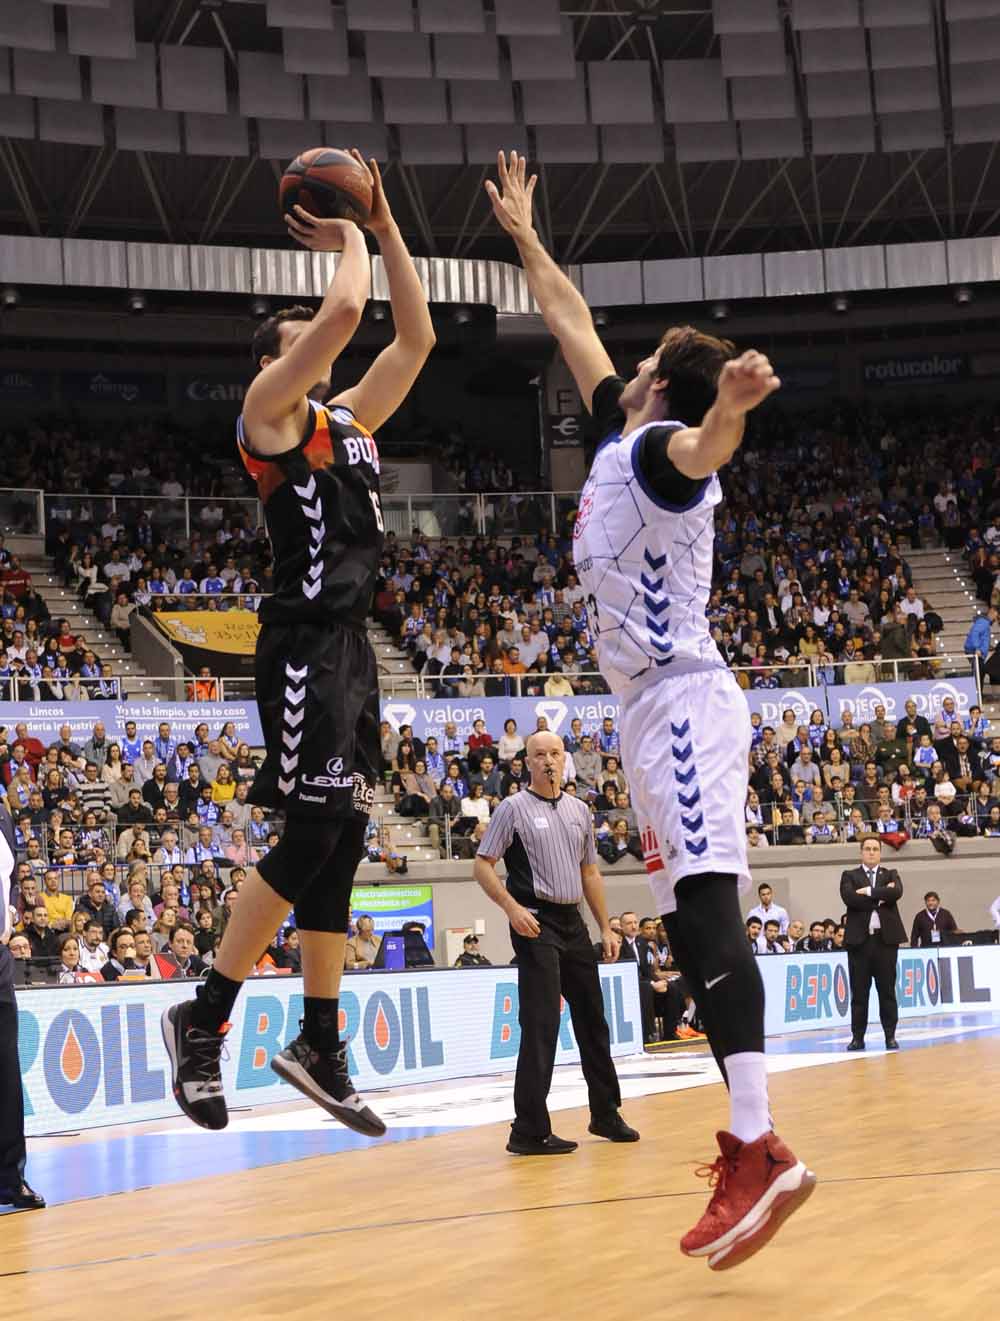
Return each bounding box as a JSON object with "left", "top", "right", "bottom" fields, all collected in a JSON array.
[{"left": 2, "top": 0, "right": 1000, "bottom": 264}]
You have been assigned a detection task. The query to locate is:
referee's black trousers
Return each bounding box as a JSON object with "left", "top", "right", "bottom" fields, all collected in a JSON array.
[
  {"left": 0, "top": 946, "right": 27, "bottom": 1191},
  {"left": 510, "top": 903, "right": 621, "bottom": 1139}
]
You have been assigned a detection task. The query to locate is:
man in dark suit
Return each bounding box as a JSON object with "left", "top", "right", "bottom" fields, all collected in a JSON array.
[
  {"left": 910, "top": 891, "right": 959, "bottom": 948},
  {"left": 0, "top": 803, "right": 45, "bottom": 1209},
  {"left": 616, "top": 911, "right": 660, "bottom": 1043},
  {"left": 840, "top": 835, "right": 906, "bottom": 1052},
  {"left": 934, "top": 730, "right": 984, "bottom": 792}
]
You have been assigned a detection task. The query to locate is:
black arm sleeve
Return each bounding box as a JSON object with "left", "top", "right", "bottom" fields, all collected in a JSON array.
[
  {"left": 590, "top": 375, "right": 627, "bottom": 439},
  {"left": 636, "top": 426, "right": 707, "bottom": 507},
  {"left": 590, "top": 376, "right": 706, "bottom": 506}
]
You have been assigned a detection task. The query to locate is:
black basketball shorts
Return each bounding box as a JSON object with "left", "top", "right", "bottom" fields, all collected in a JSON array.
[{"left": 251, "top": 619, "right": 380, "bottom": 820}]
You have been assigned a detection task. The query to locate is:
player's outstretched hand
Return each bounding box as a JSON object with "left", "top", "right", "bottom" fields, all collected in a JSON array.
[
  {"left": 349, "top": 149, "right": 393, "bottom": 237},
  {"left": 716, "top": 350, "right": 781, "bottom": 413},
  {"left": 285, "top": 205, "right": 359, "bottom": 252},
  {"left": 484, "top": 151, "right": 538, "bottom": 244}
]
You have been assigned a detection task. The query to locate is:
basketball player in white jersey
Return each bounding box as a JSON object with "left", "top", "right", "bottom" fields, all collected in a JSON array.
[{"left": 487, "top": 152, "right": 815, "bottom": 1271}]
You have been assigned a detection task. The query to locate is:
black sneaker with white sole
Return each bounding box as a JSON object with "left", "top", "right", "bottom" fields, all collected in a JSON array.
[
  {"left": 270, "top": 1032, "right": 386, "bottom": 1137},
  {"left": 161, "top": 1000, "right": 230, "bottom": 1131}
]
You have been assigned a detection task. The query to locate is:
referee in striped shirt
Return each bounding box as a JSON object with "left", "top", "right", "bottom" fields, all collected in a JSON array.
[{"left": 474, "top": 731, "right": 639, "bottom": 1155}]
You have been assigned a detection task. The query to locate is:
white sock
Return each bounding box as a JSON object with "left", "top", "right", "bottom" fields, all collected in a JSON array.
[{"left": 724, "top": 1052, "right": 770, "bottom": 1143}]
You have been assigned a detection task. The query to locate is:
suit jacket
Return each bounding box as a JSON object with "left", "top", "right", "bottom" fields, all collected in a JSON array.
[
  {"left": 617, "top": 936, "right": 654, "bottom": 981},
  {"left": 934, "top": 737, "right": 984, "bottom": 781},
  {"left": 840, "top": 865, "right": 906, "bottom": 947},
  {"left": 910, "top": 907, "right": 958, "bottom": 948}
]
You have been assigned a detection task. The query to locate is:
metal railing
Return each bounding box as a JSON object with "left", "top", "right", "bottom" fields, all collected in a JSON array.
[
  {"left": 0, "top": 489, "right": 265, "bottom": 540},
  {"left": 1, "top": 487, "right": 585, "bottom": 543},
  {"left": 731, "top": 653, "right": 978, "bottom": 686},
  {"left": 15, "top": 654, "right": 972, "bottom": 704},
  {"left": 380, "top": 491, "right": 579, "bottom": 539}
]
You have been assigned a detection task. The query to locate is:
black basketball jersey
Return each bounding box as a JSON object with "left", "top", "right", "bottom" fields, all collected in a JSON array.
[{"left": 238, "top": 399, "right": 384, "bottom": 627}]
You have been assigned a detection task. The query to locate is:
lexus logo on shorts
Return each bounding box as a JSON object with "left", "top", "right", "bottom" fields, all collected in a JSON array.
[{"left": 327, "top": 757, "right": 344, "bottom": 776}]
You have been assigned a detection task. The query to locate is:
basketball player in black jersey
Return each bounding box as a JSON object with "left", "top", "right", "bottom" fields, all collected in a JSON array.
[{"left": 163, "top": 152, "right": 435, "bottom": 1132}]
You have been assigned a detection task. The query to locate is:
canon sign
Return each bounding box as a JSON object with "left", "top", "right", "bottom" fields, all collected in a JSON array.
[{"left": 185, "top": 378, "right": 247, "bottom": 403}]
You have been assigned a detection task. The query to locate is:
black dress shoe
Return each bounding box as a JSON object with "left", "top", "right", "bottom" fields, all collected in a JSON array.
[
  {"left": 506, "top": 1131, "right": 578, "bottom": 1156},
  {"left": 588, "top": 1112, "right": 640, "bottom": 1142},
  {"left": 847, "top": 1039, "right": 866, "bottom": 1051},
  {"left": 0, "top": 1182, "right": 46, "bottom": 1210},
  {"left": 885, "top": 1038, "right": 899, "bottom": 1050}
]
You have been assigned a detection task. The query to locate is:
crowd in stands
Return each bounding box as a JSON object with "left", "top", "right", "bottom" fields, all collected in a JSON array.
[
  {"left": 1, "top": 713, "right": 287, "bottom": 986},
  {"left": 380, "top": 682, "right": 1000, "bottom": 866}
]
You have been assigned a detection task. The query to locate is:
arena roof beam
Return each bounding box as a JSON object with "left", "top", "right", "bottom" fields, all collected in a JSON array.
[
  {"left": 574, "top": 0, "right": 600, "bottom": 53},
  {"left": 451, "top": 166, "right": 489, "bottom": 256},
  {"left": 908, "top": 151, "right": 946, "bottom": 240},
  {"left": 0, "top": 137, "right": 41, "bottom": 236},
  {"left": 704, "top": 159, "right": 741, "bottom": 256},
  {"left": 715, "top": 159, "right": 797, "bottom": 255},
  {"left": 562, "top": 163, "right": 609, "bottom": 262},
  {"left": 135, "top": 150, "right": 180, "bottom": 243},
  {"left": 568, "top": 163, "right": 655, "bottom": 260},
  {"left": 846, "top": 149, "right": 930, "bottom": 245},
  {"left": 536, "top": 164, "right": 555, "bottom": 251},
  {"left": 650, "top": 163, "right": 691, "bottom": 254},
  {"left": 66, "top": 146, "right": 118, "bottom": 239},
  {"left": 964, "top": 140, "right": 998, "bottom": 236},
  {"left": 782, "top": 167, "right": 815, "bottom": 247},
  {"left": 396, "top": 161, "right": 438, "bottom": 257},
  {"left": 199, "top": 155, "right": 258, "bottom": 243},
  {"left": 831, "top": 153, "right": 869, "bottom": 247}
]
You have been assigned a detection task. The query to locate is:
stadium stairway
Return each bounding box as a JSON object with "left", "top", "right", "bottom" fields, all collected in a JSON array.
[
  {"left": 22, "top": 553, "right": 159, "bottom": 700},
  {"left": 366, "top": 620, "right": 447, "bottom": 862},
  {"left": 906, "top": 546, "right": 979, "bottom": 657},
  {"left": 906, "top": 546, "right": 998, "bottom": 724}
]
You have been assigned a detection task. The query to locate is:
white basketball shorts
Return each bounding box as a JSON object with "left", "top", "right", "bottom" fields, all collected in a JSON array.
[{"left": 618, "top": 668, "right": 751, "bottom": 916}]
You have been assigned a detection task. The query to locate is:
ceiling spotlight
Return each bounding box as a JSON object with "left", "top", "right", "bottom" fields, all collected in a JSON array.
[
  {"left": 593, "top": 309, "right": 609, "bottom": 328},
  {"left": 454, "top": 305, "right": 472, "bottom": 325},
  {"left": 832, "top": 294, "right": 850, "bottom": 314},
  {"left": 127, "top": 291, "right": 147, "bottom": 315},
  {"left": 1, "top": 286, "right": 19, "bottom": 309},
  {"left": 370, "top": 302, "right": 388, "bottom": 322},
  {"left": 250, "top": 296, "right": 269, "bottom": 319},
  {"left": 954, "top": 285, "right": 973, "bottom": 305},
  {"left": 710, "top": 301, "right": 729, "bottom": 321}
]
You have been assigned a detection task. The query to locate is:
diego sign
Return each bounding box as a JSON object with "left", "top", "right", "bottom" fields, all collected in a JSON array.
[{"left": 831, "top": 678, "right": 976, "bottom": 725}]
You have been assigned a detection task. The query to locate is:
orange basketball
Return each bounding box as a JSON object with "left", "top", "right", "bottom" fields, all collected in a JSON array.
[{"left": 279, "top": 148, "right": 372, "bottom": 226}]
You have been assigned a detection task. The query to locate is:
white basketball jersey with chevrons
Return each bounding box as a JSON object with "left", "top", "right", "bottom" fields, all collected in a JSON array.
[{"left": 572, "top": 420, "right": 726, "bottom": 700}]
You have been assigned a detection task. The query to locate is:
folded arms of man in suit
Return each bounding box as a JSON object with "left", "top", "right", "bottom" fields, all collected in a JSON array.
[{"left": 839, "top": 869, "right": 903, "bottom": 911}]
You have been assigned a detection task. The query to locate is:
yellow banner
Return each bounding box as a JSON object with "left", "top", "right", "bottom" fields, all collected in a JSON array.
[{"left": 154, "top": 611, "right": 260, "bottom": 657}]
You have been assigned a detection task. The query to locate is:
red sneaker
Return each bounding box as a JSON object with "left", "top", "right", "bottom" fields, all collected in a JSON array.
[{"left": 681, "top": 1131, "right": 816, "bottom": 1271}]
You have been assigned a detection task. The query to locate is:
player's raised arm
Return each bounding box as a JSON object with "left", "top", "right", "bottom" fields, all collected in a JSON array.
[
  {"left": 667, "top": 350, "right": 781, "bottom": 479},
  {"left": 486, "top": 151, "right": 614, "bottom": 411},
  {"left": 242, "top": 214, "right": 371, "bottom": 448},
  {"left": 333, "top": 153, "right": 436, "bottom": 433}
]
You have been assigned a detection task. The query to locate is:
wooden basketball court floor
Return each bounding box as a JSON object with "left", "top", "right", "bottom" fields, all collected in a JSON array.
[{"left": 2, "top": 1014, "right": 999, "bottom": 1321}]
